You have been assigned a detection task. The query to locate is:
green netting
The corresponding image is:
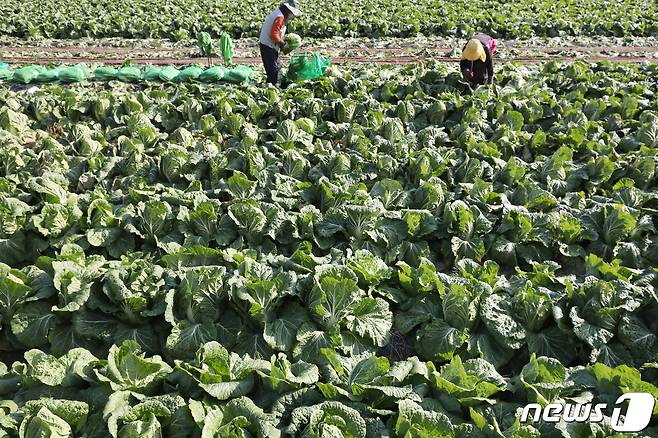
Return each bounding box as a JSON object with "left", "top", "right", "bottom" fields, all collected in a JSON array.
[
  {"left": 0, "top": 70, "right": 11, "bottom": 80},
  {"left": 0, "top": 63, "right": 12, "bottom": 80},
  {"left": 286, "top": 52, "right": 330, "bottom": 81},
  {"left": 199, "top": 66, "right": 227, "bottom": 83},
  {"left": 117, "top": 66, "right": 143, "bottom": 82},
  {"left": 3, "top": 64, "right": 252, "bottom": 85},
  {"left": 223, "top": 65, "right": 253, "bottom": 84},
  {"left": 144, "top": 66, "right": 180, "bottom": 82},
  {"left": 94, "top": 66, "right": 118, "bottom": 80},
  {"left": 159, "top": 66, "right": 180, "bottom": 82},
  {"left": 35, "top": 67, "right": 63, "bottom": 83},
  {"left": 59, "top": 64, "right": 89, "bottom": 83},
  {"left": 143, "top": 66, "right": 164, "bottom": 82},
  {"left": 13, "top": 65, "right": 46, "bottom": 84},
  {"left": 220, "top": 32, "right": 234, "bottom": 65},
  {"left": 176, "top": 66, "right": 204, "bottom": 82}
]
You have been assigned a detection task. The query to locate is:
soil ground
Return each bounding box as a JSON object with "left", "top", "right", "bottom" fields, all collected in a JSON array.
[{"left": 1, "top": 43, "right": 657, "bottom": 65}]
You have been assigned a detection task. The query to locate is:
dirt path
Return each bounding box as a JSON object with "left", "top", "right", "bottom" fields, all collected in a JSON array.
[{"left": 1, "top": 44, "right": 658, "bottom": 65}]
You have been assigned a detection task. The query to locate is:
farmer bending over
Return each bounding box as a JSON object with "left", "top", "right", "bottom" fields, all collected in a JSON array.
[
  {"left": 460, "top": 33, "right": 497, "bottom": 90},
  {"left": 259, "top": 0, "right": 302, "bottom": 86}
]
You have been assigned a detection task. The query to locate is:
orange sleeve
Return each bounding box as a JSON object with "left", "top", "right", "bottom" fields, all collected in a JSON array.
[{"left": 270, "top": 16, "right": 285, "bottom": 45}]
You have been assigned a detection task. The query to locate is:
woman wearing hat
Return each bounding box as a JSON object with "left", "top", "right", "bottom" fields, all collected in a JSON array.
[
  {"left": 259, "top": 1, "right": 302, "bottom": 86},
  {"left": 460, "top": 34, "right": 496, "bottom": 89}
]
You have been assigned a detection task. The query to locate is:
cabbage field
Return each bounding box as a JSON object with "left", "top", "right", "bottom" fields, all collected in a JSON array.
[
  {"left": 1, "top": 59, "right": 658, "bottom": 436},
  {"left": 1, "top": 0, "right": 658, "bottom": 436},
  {"left": 1, "top": 0, "right": 658, "bottom": 40}
]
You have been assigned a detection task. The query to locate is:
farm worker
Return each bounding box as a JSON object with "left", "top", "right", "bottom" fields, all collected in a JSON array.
[
  {"left": 460, "top": 33, "right": 497, "bottom": 90},
  {"left": 259, "top": 0, "right": 302, "bottom": 86}
]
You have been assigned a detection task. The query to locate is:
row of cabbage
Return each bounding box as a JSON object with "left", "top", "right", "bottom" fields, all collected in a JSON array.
[{"left": 1, "top": 0, "right": 657, "bottom": 40}]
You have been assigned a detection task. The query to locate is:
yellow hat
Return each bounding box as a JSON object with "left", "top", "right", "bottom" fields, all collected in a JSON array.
[{"left": 462, "top": 39, "right": 486, "bottom": 62}]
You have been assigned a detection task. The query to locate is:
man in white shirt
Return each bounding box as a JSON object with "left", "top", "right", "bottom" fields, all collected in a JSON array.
[{"left": 259, "top": 1, "right": 302, "bottom": 86}]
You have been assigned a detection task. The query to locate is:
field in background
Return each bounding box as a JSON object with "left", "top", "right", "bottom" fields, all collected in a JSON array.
[{"left": 1, "top": 0, "right": 658, "bottom": 40}]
